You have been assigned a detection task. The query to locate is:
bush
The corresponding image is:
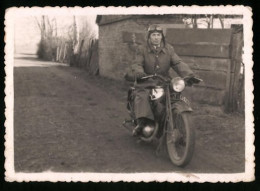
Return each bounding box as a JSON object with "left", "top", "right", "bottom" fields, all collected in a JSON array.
[{"left": 36, "top": 37, "right": 57, "bottom": 61}]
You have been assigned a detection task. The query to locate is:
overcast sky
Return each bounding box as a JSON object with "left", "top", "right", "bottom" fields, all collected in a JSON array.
[{"left": 14, "top": 15, "right": 98, "bottom": 54}]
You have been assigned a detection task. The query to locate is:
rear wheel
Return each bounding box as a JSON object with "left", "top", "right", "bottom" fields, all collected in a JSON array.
[{"left": 166, "top": 112, "right": 195, "bottom": 167}]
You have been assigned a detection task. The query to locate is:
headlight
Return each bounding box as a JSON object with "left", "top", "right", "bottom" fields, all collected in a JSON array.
[{"left": 172, "top": 77, "right": 185, "bottom": 92}]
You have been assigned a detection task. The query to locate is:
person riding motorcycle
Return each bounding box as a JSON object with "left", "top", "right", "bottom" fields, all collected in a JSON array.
[{"left": 125, "top": 24, "right": 197, "bottom": 136}]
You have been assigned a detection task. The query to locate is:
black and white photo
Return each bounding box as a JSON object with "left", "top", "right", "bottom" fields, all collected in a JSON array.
[{"left": 4, "top": 6, "right": 254, "bottom": 182}]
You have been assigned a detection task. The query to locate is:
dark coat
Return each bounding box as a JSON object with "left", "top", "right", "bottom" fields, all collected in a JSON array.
[
  {"left": 127, "top": 42, "right": 194, "bottom": 121},
  {"left": 131, "top": 42, "right": 194, "bottom": 78}
]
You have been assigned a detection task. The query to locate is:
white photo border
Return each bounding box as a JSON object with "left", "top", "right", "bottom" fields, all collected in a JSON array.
[{"left": 4, "top": 6, "right": 254, "bottom": 182}]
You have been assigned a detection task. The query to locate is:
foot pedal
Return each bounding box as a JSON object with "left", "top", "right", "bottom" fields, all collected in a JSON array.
[{"left": 123, "top": 119, "right": 135, "bottom": 132}]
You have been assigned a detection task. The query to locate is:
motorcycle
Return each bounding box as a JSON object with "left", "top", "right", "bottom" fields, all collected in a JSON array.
[{"left": 123, "top": 74, "right": 202, "bottom": 167}]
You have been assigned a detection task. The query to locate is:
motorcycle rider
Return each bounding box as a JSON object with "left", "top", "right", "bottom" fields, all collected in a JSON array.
[{"left": 125, "top": 24, "right": 196, "bottom": 136}]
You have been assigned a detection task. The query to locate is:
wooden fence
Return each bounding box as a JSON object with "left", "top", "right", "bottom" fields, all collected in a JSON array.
[
  {"left": 122, "top": 27, "right": 244, "bottom": 112},
  {"left": 55, "top": 40, "right": 73, "bottom": 63},
  {"left": 37, "top": 36, "right": 99, "bottom": 76},
  {"left": 40, "top": 37, "right": 99, "bottom": 76},
  {"left": 70, "top": 39, "right": 99, "bottom": 75}
]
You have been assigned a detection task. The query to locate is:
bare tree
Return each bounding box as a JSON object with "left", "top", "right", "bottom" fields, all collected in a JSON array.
[
  {"left": 218, "top": 15, "right": 225, "bottom": 29},
  {"left": 73, "top": 16, "right": 77, "bottom": 46},
  {"left": 192, "top": 15, "right": 198, "bottom": 28},
  {"left": 35, "top": 15, "right": 46, "bottom": 40},
  {"left": 181, "top": 14, "right": 241, "bottom": 29},
  {"left": 35, "top": 15, "right": 56, "bottom": 39}
]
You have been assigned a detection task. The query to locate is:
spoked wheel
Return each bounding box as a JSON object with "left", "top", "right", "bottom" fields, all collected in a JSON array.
[{"left": 166, "top": 112, "right": 195, "bottom": 167}]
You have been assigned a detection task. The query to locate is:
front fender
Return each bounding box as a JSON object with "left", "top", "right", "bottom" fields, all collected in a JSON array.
[{"left": 171, "top": 100, "right": 193, "bottom": 114}]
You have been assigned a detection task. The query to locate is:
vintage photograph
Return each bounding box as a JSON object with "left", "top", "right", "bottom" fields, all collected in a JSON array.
[{"left": 4, "top": 6, "right": 254, "bottom": 182}]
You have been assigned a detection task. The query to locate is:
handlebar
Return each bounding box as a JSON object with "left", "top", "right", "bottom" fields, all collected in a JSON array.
[
  {"left": 140, "top": 74, "right": 203, "bottom": 86},
  {"left": 140, "top": 74, "right": 170, "bottom": 82}
]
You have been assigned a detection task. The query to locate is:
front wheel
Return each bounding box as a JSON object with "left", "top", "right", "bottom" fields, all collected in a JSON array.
[{"left": 166, "top": 112, "right": 195, "bottom": 167}]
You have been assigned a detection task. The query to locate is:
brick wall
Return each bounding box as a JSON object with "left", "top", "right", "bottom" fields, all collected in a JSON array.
[{"left": 99, "top": 19, "right": 144, "bottom": 80}]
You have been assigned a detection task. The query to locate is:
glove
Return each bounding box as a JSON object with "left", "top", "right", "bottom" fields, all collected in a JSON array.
[
  {"left": 185, "top": 76, "right": 202, "bottom": 86},
  {"left": 124, "top": 72, "right": 146, "bottom": 82},
  {"left": 135, "top": 72, "right": 146, "bottom": 80},
  {"left": 185, "top": 78, "right": 193, "bottom": 86},
  {"left": 124, "top": 73, "right": 135, "bottom": 82}
]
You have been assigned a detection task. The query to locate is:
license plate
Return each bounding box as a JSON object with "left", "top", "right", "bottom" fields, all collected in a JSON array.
[
  {"left": 180, "top": 95, "right": 191, "bottom": 106},
  {"left": 171, "top": 93, "right": 180, "bottom": 100}
]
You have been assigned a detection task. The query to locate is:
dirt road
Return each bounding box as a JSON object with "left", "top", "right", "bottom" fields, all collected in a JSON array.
[{"left": 14, "top": 54, "right": 245, "bottom": 173}]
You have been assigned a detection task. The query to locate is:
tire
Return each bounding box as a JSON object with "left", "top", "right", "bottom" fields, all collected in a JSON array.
[{"left": 166, "top": 112, "right": 195, "bottom": 167}]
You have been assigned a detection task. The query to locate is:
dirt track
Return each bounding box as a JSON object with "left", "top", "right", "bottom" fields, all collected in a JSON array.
[{"left": 14, "top": 54, "right": 245, "bottom": 173}]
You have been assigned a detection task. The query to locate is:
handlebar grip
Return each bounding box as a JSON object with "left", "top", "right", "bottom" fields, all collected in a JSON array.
[{"left": 185, "top": 76, "right": 203, "bottom": 86}]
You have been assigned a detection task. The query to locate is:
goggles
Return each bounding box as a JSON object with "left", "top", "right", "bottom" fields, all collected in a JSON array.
[{"left": 148, "top": 25, "right": 163, "bottom": 33}]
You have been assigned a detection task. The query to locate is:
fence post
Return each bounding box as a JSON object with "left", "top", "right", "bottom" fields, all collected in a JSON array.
[
  {"left": 58, "top": 42, "right": 63, "bottom": 62},
  {"left": 63, "top": 43, "right": 68, "bottom": 63},
  {"left": 56, "top": 46, "right": 60, "bottom": 62},
  {"left": 227, "top": 25, "right": 243, "bottom": 112}
]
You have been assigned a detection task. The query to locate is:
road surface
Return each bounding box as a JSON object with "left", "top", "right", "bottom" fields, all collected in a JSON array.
[{"left": 14, "top": 54, "right": 245, "bottom": 173}]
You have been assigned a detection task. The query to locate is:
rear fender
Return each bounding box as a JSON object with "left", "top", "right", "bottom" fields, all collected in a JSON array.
[{"left": 171, "top": 100, "right": 193, "bottom": 114}]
